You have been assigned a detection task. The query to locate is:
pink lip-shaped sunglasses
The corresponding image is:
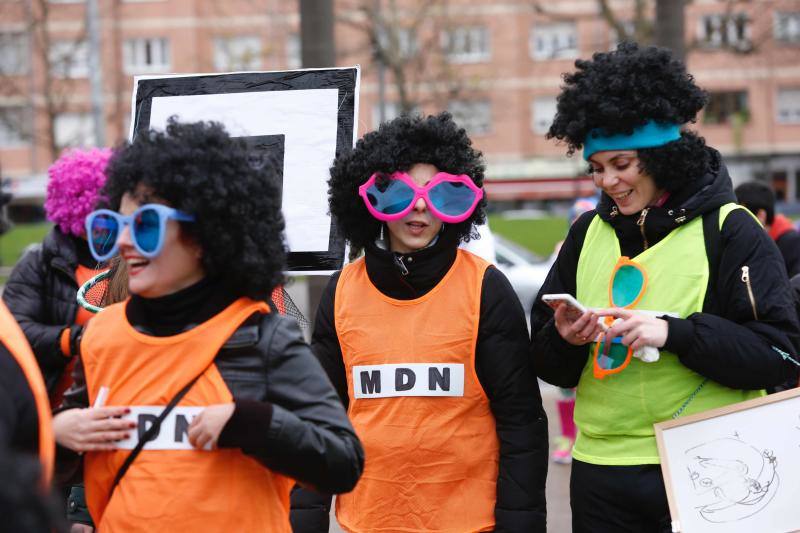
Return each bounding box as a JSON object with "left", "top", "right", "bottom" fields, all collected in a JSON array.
[{"left": 358, "top": 171, "right": 483, "bottom": 223}]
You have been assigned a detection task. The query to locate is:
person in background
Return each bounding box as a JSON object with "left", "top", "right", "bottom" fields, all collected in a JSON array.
[
  {"left": 3, "top": 148, "right": 112, "bottom": 401},
  {"left": 2, "top": 148, "right": 111, "bottom": 531},
  {"left": 550, "top": 196, "right": 598, "bottom": 465},
  {"left": 52, "top": 119, "right": 362, "bottom": 532},
  {"left": 531, "top": 42, "right": 800, "bottom": 531},
  {"left": 291, "top": 112, "right": 548, "bottom": 533},
  {"left": 735, "top": 181, "right": 800, "bottom": 278}
]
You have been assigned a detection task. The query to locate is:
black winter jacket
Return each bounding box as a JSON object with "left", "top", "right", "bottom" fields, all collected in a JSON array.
[
  {"left": 57, "top": 292, "right": 364, "bottom": 497},
  {"left": 775, "top": 227, "right": 800, "bottom": 278},
  {"left": 290, "top": 232, "right": 549, "bottom": 533},
  {"left": 531, "top": 149, "right": 800, "bottom": 392},
  {"left": 0, "top": 340, "right": 39, "bottom": 457},
  {"left": 2, "top": 229, "right": 90, "bottom": 393}
]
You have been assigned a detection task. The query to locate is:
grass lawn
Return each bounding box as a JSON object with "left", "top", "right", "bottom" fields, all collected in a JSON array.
[
  {"left": 0, "top": 222, "right": 52, "bottom": 279},
  {"left": 488, "top": 215, "right": 567, "bottom": 257}
]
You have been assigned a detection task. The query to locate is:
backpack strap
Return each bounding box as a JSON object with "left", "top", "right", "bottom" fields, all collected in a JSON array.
[
  {"left": 702, "top": 203, "right": 747, "bottom": 313},
  {"left": 702, "top": 207, "right": 722, "bottom": 313}
]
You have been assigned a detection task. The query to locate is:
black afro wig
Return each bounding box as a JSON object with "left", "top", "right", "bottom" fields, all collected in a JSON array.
[
  {"left": 102, "top": 118, "right": 286, "bottom": 300},
  {"left": 329, "top": 112, "right": 487, "bottom": 251},
  {"left": 548, "top": 42, "right": 712, "bottom": 192}
]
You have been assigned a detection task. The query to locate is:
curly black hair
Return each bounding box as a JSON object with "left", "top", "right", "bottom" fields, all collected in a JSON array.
[
  {"left": 102, "top": 119, "right": 286, "bottom": 300},
  {"left": 329, "top": 112, "right": 486, "bottom": 251},
  {"left": 548, "top": 42, "right": 711, "bottom": 191}
]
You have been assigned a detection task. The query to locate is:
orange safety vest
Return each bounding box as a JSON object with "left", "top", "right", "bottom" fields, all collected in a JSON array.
[
  {"left": 334, "top": 249, "right": 499, "bottom": 533},
  {"left": 0, "top": 300, "right": 55, "bottom": 485},
  {"left": 80, "top": 298, "right": 293, "bottom": 532}
]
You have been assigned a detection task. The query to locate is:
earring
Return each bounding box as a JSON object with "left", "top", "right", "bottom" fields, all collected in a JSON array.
[{"left": 379, "top": 224, "right": 385, "bottom": 241}]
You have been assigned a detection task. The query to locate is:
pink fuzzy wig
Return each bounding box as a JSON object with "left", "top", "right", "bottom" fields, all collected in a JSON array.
[{"left": 45, "top": 147, "right": 112, "bottom": 237}]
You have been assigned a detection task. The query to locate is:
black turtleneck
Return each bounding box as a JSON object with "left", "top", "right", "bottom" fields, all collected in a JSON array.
[
  {"left": 363, "top": 230, "right": 459, "bottom": 299},
  {"left": 125, "top": 276, "right": 240, "bottom": 336}
]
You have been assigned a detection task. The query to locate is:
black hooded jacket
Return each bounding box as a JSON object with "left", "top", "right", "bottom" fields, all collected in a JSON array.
[
  {"left": 290, "top": 229, "right": 549, "bottom": 533},
  {"left": 531, "top": 149, "right": 800, "bottom": 391},
  {"left": 2, "top": 229, "right": 95, "bottom": 393}
]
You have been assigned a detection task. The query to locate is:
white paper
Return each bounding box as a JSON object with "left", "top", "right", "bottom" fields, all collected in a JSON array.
[
  {"left": 148, "top": 89, "right": 339, "bottom": 252},
  {"left": 659, "top": 393, "right": 800, "bottom": 533}
]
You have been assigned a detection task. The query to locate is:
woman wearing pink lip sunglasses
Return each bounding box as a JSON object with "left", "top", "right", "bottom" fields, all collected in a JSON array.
[{"left": 290, "top": 112, "right": 548, "bottom": 533}]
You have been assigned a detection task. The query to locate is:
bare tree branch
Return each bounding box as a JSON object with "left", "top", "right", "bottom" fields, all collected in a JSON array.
[
  {"left": 1, "top": 0, "right": 90, "bottom": 160},
  {"left": 336, "top": 0, "right": 463, "bottom": 123}
]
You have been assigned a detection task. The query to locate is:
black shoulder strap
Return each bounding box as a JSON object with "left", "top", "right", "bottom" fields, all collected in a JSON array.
[
  {"left": 702, "top": 206, "right": 723, "bottom": 312},
  {"left": 107, "top": 372, "right": 204, "bottom": 501}
]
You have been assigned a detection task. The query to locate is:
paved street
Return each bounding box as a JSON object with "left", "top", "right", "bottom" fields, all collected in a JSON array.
[{"left": 329, "top": 383, "right": 572, "bottom": 532}]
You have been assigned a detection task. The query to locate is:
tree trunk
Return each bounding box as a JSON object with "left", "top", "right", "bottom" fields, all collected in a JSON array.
[
  {"left": 654, "top": 0, "right": 686, "bottom": 61},
  {"left": 298, "top": 0, "right": 336, "bottom": 330},
  {"left": 299, "top": 0, "right": 335, "bottom": 68}
]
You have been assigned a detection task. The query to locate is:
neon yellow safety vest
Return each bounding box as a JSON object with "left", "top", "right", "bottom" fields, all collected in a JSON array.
[{"left": 573, "top": 203, "right": 764, "bottom": 465}]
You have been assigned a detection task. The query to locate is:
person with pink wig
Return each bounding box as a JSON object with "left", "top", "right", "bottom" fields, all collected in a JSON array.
[{"left": 2, "top": 147, "right": 111, "bottom": 530}]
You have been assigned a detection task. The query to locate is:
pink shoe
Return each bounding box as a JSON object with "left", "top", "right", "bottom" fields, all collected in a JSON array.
[{"left": 551, "top": 436, "right": 573, "bottom": 464}]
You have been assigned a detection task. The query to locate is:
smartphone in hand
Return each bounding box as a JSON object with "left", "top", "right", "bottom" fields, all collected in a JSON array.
[{"left": 541, "top": 293, "right": 588, "bottom": 322}]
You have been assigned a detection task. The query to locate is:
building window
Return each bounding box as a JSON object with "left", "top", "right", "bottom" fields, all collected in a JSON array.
[
  {"left": 123, "top": 37, "right": 170, "bottom": 74},
  {"left": 0, "top": 107, "right": 28, "bottom": 147},
  {"left": 448, "top": 100, "right": 492, "bottom": 135},
  {"left": 371, "top": 101, "right": 420, "bottom": 130},
  {"left": 775, "top": 12, "right": 800, "bottom": 43},
  {"left": 777, "top": 88, "right": 800, "bottom": 124},
  {"left": 698, "top": 13, "right": 751, "bottom": 51},
  {"left": 54, "top": 113, "right": 95, "bottom": 148},
  {"left": 704, "top": 91, "right": 749, "bottom": 125},
  {"left": 0, "top": 33, "right": 28, "bottom": 76},
  {"left": 530, "top": 22, "right": 578, "bottom": 60},
  {"left": 213, "top": 36, "right": 262, "bottom": 71},
  {"left": 442, "top": 26, "right": 491, "bottom": 63},
  {"left": 286, "top": 33, "right": 301, "bottom": 69},
  {"left": 50, "top": 40, "right": 90, "bottom": 79},
  {"left": 531, "top": 96, "right": 557, "bottom": 134},
  {"left": 377, "top": 27, "right": 418, "bottom": 60}
]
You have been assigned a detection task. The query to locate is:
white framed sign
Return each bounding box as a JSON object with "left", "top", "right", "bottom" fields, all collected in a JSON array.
[
  {"left": 655, "top": 387, "right": 800, "bottom": 533},
  {"left": 130, "top": 67, "right": 360, "bottom": 274}
]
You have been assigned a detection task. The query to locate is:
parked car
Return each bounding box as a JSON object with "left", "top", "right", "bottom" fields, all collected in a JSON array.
[{"left": 493, "top": 235, "right": 554, "bottom": 314}]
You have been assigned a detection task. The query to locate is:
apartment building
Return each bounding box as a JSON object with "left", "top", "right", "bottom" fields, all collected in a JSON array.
[{"left": 1, "top": 0, "right": 799, "bottom": 203}]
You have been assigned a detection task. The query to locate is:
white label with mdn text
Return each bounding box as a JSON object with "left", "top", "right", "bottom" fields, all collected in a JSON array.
[
  {"left": 352, "top": 363, "right": 465, "bottom": 399},
  {"left": 114, "top": 406, "right": 211, "bottom": 451}
]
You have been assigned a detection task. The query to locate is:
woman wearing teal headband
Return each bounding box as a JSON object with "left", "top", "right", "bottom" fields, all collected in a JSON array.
[{"left": 531, "top": 42, "right": 800, "bottom": 532}]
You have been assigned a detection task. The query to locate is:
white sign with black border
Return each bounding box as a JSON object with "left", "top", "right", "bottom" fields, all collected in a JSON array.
[{"left": 129, "top": 67, "right": 360, "bottom": 274}]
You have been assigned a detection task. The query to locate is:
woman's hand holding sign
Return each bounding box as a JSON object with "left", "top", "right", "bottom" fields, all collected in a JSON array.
[
  {"left": 53, "top": 406, "right": 134, "bottom": 453},
  {"left": 188, "top": 403, "right": 235, "bottom": 450}
]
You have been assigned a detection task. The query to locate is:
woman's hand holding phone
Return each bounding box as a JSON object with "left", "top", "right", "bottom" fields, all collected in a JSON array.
[{"left": 542, "top": 294, "right": 606, "bottom": 346}]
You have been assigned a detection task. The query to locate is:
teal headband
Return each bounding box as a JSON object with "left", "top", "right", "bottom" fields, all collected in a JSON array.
[{"left": 583, "top": 121, "right": 682, "bottom": 161}]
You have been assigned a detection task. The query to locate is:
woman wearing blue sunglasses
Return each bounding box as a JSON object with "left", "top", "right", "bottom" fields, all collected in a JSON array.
[
  {"left": 531, "top": 42, "right": 800, "bottom": 532},
  {"left": 51, "top": 119, "right": 363, "bottom": 532}
]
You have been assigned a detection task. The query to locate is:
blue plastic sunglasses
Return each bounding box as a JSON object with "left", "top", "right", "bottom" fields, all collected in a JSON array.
[{"left": 85, "top": 204, "right": 195, "bottom": 262}]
